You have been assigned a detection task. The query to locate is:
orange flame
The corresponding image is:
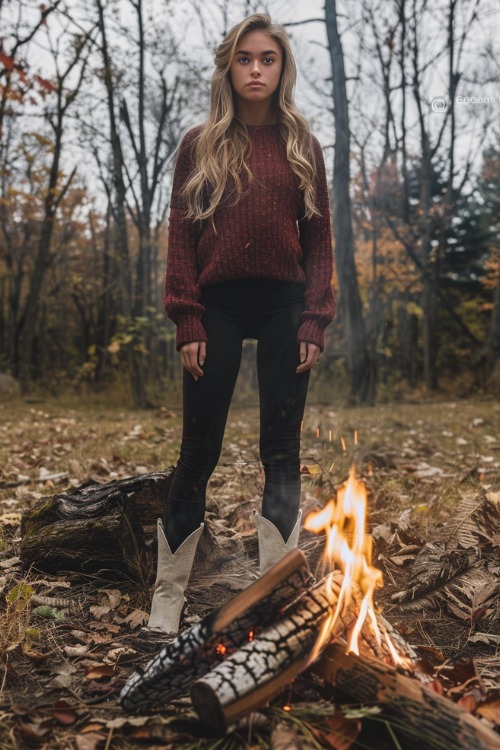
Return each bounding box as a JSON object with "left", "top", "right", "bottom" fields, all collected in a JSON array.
[
  {"left": 305, "top": 465, "right": 404, "bottom": 665},
  {"left": 216, "top": 643, "right": 227, "bottom": 655}
]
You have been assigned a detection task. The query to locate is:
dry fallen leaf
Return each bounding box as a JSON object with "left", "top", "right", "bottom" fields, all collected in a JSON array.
[
  {"left": 89, "top": 605, "right": 111, "bottom": 620},
  {"left": 122, "top": 608, "right": 148, "bottom": 629},
  {"left": 477, "top": 698, "right": 500, "bottom": 725},
  {"left": 105, "top": 716, "right": 153, "bottom": 729},
  {"left": 76, "top": 731, "right": 106, "bottom": 750},
  {"left": 52, "top": 699, "right": 78, "bottom": 726},
  {"left": 101, "top": 588, "right": 122, "bottom": 609},
  {"left": 105, "top": 646, "right": 137, "bottom": 663},
  {"left": 64, "top": 643, "right": 90, "bottom": 658},
  {"left": 457, "top": 693, "right": 477, "bottom": 712},
  {"left": 0, "top": 511, "right": 22, "bottom": 528},
  {"left": 46, "top": 674, "right": 74, "bottom": 689},
  {"left": 300, "top": 464, "right": 323, "bottom": 475},
  {"left": 85, "top": 664, "right": 116, "bottom": 680},
  {"left": 307, "top": 713, "right": 361, "bottom": 750},
  {"left": 79, "top": 722, "right": 106, "bottom": 733},
  {"left": 17, "top": 721, "right": 52, "bottom": 744}
]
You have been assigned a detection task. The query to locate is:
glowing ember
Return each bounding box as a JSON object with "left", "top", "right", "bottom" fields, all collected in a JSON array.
[
  {"left": 305, "top": 465, "right": 404, "bottom": 666},
  {"left": 248, "top": 630, "right": 254, "bottom": 642},
  {"left": 216, "top": 643, "right": 227, "bottom": 655}
]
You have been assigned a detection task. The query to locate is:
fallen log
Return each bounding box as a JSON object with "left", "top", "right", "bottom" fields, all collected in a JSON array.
[
  {"left": 120, "top": 549, "right": 314, "bottom": 711},
  {"left": 20, "top": 468, "right": 175, "bottom": 579},
  {"left": 311, "top": 642, "right": 500, "bottom": 750}
]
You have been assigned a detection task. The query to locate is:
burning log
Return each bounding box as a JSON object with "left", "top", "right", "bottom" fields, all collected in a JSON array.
[
  {"left": 188, "top": 574, "right": 413, "bottom": 734},
  {"left": 20, "top": 469, "right": 174, "bottom": 579},
  {"left": 120, "top": 549, "right": 314, "bottom": 711},
  {"left": 190, "top": 571, "right": 354, "bottom": 734},
  {"left": 312, "top": 643, "right": 500, "bottom": 750}
]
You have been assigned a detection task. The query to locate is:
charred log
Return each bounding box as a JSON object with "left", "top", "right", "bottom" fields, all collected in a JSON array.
[
  {"left": 190, "top": 572, "right": 356, "bottom": 734},
  {"left": 120, "top": 549, "right": 314, "bottom": 711}
]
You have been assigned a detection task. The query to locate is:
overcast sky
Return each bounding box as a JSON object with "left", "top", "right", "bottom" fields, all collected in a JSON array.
[{"left": 8, "top": 0, "right": 500, "bottom": 194}]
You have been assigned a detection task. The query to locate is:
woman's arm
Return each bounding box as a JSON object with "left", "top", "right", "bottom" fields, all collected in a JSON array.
[
  {"left": 163, "top": 126, "right": 208, "bottom": 352},
  {"left": 297, "top": 135, "right": 336, "bottom": 353}
]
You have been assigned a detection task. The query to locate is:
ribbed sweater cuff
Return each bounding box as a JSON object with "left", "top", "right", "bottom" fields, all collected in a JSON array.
[
  {"left": 297, "top": 319, "right": 327, "bottom": 353},
  {"left": 175, "top": 316, "right": 208, "bottom": 351}
]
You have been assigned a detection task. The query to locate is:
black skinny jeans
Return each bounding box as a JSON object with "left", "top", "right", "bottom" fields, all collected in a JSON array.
[{"left": 164, "top": 278, "right": 311, "bottom": 552}]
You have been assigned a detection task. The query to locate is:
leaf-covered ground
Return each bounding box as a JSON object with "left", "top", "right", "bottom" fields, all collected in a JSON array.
[{"left": 1, "top": 394, "right": 499, "bottom": 749}]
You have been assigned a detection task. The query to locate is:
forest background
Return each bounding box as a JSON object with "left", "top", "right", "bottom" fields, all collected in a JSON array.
[{"left": 1, "top": 0, "right": 499, "bottom": 408}]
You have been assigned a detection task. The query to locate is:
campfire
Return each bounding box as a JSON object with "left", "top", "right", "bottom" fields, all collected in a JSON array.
[
  {"left": 119, "top": 469, "right": 500, "bottom": 748},
  {"left": 121, "top": 470, "right": 402, "bottom": 720}
]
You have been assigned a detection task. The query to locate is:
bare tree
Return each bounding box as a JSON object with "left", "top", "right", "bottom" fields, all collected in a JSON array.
[
  {"left": 324, "top": 0, "right": 374, "bottom": 403},
  {"left": 17, "top": 25, "right": 90, "bottom": 383}
]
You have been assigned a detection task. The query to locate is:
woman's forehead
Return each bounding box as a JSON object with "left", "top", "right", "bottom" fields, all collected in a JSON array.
[{"left": 235, "top": 30, "right": 281, "bottom": 54}]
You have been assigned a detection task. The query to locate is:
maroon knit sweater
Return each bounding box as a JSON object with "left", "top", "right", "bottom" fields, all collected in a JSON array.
[{"left": 164, "top": 123, "right": 336, "bottom": 351}]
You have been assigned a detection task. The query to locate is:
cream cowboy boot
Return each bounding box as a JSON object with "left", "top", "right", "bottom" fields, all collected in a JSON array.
[
  {"left": 253, "top": 509, "right": 302, "bottom": 575},
  {"left": 147, "top": 520, "right": 204, "bottom": 634}
]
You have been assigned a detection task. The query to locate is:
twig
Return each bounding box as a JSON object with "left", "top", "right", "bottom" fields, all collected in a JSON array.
[{"left": 104, "top": 726, "right": 114, "bottom": 750}]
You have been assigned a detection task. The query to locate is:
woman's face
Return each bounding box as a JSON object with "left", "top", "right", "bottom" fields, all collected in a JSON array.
[{"left": 229, "top": 30, "right": 283, "bottom": 107}]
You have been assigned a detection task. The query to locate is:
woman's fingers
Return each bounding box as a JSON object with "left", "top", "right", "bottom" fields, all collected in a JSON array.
[
  {"left": 296, "top": 341, "right": 321, "bottom": 373},
  {"left": 180, "top": 341, "right": 205, "bottom": 380},
  {"left": 299, "top": 340, "right": 307, "bottom": 366},
  {"left": 199, "top": 341, "right": 206, "bottom": 367}
]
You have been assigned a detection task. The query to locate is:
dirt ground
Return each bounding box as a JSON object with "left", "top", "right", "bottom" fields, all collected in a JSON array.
[{"left": 1, "top": 394, "right": 499, "bottom": 749}]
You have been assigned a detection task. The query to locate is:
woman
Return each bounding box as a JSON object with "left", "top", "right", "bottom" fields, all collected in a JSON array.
[{"left": 149, "top": 13, "right": 336, "bottom": 633}]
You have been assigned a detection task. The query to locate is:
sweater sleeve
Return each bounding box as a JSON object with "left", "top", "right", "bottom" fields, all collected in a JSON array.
[
  {"left": 163, "top": 126, "right": 208, "bottom": 351},
  {"left": 297, "top": 135, "right": 336, "bottom": 352}
]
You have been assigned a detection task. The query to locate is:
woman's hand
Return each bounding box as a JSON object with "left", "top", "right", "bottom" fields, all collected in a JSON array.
[
  {"left": 180, "top": 341, "right": 206, "bottom": 381},
  {"left": 296, "top": 341, "right": 321, "bottom": 373}
]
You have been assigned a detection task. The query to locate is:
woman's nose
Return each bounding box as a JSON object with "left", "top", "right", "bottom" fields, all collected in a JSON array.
[{"left": 251, "top": 61, "right": 261, "bottom": 76}]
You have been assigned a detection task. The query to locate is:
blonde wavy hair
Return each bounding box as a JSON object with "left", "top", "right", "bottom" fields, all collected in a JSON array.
[{"left": 181, "top": 13, "right": 320, "bottom": 222}]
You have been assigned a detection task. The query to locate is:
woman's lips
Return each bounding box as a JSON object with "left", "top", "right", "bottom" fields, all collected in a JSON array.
[{"left": 247, "top": 81, "right": 265, "bottom": 87}]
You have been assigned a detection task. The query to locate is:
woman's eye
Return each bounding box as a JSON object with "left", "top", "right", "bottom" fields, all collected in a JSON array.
[
  {"left": 263, "top": 58, "right": 274, "bottom": 64},
  {"left": 238, "top": 56, "right": 250, "bottom": 64}
]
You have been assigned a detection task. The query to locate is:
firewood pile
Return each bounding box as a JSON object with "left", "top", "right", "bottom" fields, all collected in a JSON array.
[{"left": 119, "top": 546, "right": 500, "bottom": 749}]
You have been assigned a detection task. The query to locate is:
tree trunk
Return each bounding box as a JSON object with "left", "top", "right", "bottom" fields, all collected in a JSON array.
[
  {"left": 17, "top": 125, "right": 63, "bottom": 384},
  {"left": 479, "top": 273, "right": 500, "bottom": 383},
  {"left": 422, "top": 269, "right": 439, "bottom": 390},
  {"left": 96, "top": 0, "right": 149, "bottom": 408},
  {"left": 398, "top": 296, "right": 419, "bottom": 387},
  {"left": 324, "top": 0, "right": 373, "bottom": 404}
]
